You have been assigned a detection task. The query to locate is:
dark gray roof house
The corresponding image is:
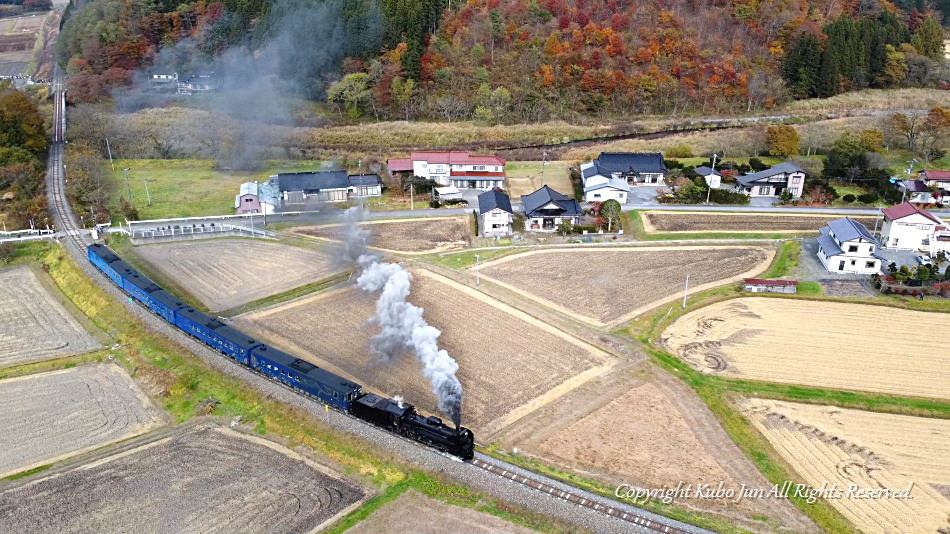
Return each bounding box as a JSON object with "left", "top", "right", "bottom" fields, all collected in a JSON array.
[
  {"left": 478, "top": 189, "right": 513, "bottom": 215},
  {"left": 272, "top": 171, "right": 350, "bottom": 193},
  {"left": 594, "top": 153, "right": 667, "bottom": 175},
  {"left": 737, "top": 162, "right": 804, "bottom": 187},
  {"left": 521, "top": 185, "right": 582, "bottom": 218},
  {"left": 817, "top": 218, "right": 882, "bottom": 258},
  {"left": 694, "top": 166, "right": 723, "bottom": 177},
  {"left": 348, "top": 174, "right": 382, "bottom": 187}
]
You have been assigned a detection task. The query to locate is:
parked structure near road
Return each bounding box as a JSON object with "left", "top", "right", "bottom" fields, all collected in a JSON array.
[
  {"left": 736, "top": 162, "right": 805, "bottom": 199},
  {"left": 234, "top": 182, "right": 278, "bottom": 214},
  {"left": 816, "top": 217, "right": 883, "bottom": 274},
  {"left": 478, "top": 189, "right": 513, "bottom": 237},
  {"left": 521, "top": 185, "right": 582, "bottom": 232},
  {"left": 581, "top": 153, "right": 666, "bottom": 188},
  {"left": 267, "top": 172, "right": 382, "bottom": 206},
  {"left": 387, "top": 152, "right": 506, "bottom": 190},
  {"left": 880, "top": 202, "right": 942, "bottom": 250},
  {"left": 433, "top": 186, "right": 463, "bottom": 201},
  {"left": 743, "top": 278, "right": 798, "bottom": 293}
]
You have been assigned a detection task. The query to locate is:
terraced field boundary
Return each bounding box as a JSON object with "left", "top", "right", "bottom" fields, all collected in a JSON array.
[
  {"left": 17, "top": 241, "right": 574, "bottom": 534},
  {"left": 629, "top": 211, "right": 816, "bottom": 241}
]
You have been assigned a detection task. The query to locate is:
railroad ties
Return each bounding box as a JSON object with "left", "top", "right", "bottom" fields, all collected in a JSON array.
[{"left": 469, "top": 457, "right": 693, "bottom": 534}]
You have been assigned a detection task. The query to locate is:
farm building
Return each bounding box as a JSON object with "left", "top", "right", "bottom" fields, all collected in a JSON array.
[
  {"left": 433, "top": 186, "right": 463, "bottom": 201},
  {"left": 387, "top": 152, "right": 506, "bottom": 190},
  {"left": 694, "top": 166, "right": 723, "bottom": 180},
  {"left": 736, "top": 162, "right": 805, "bottom": 199},
  {"left": 743, "top": 278, "right": 798, "bottom": 293},
  {"left": 234, "top": 182, "right": 278, "bottom": 214},
  {"left": 880, "top": 202, "right": 942, "bottom": 250},
  {"left": 478, "top": 189, "right": 513, "bottom": 237},
  {"left": 581, "top": 152, "right": 667, "bottom": 186},
  {"left": 920, "top": 169, "right": 950, "bottom": 191},
  {"left": 816, "top": 218, "right": 883, "bottom": 274},
  {"left": 177, "top": 71, "right": 218, "bottom": 93},
  {"left": 348, "top": 174, "right": 383, "bottom": 197},
  {"left": 521, "top": 185, "right": 582, "bottom": 232},
  {"left": 897, "top": 180, "right": 942, "bottom": 205},
  {"left": 149, "top": 72, "right": 178, "bottom": 92}
]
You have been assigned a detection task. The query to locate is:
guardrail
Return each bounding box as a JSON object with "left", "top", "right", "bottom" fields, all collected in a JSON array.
[
  {"left": 0, "top": 228, "right": 55, "bottom": 237},
  {"left": 125, "top": 210, "right": 320, "bottom": 228},
  {"left": 127, "top": 222, "right": 274, "bottom": 242}
]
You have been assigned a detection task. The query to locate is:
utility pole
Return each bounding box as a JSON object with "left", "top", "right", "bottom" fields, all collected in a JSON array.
[
  {"left": 105, "top": 138, "right": 114, "bottom": 170},
  {"left": 540, "top": 150, "right": 549, "bottom": 185},
  {"left": 143, "top": 179, "right": 152, "bottom": 206},
  {"left": 705, "top": 153, "right": 718, "bottom": 205},
  {"left": 682, "top": 274, "right": 690, "bottom": 308},
  {"left": 901, "top": 159, "right": 916, "bottom": 204},
  {"left": 123, "top": 167, "right": 133, "bottom": 207},
  {"left": 410, "top": 182, "right": 414, "bottom": 211}
]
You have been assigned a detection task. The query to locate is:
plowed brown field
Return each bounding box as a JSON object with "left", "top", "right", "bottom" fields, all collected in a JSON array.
[
  {"left": 292, "top": 217, "right": 470, "bottom": 254},
  {"left": 663, "top": 298, "right": 950, "bottom": 399},
  {"left": 232, "top": 269, "right": 613, "bottom": 436},
  {"left": 475, "top": 246, "right": 774, "bottom": 326},
  {"left": 741, "top": 398, "right": 950, "bottom": 534},
  {"left": 641, "top": 212, "right": 877, "bottom": 233}
]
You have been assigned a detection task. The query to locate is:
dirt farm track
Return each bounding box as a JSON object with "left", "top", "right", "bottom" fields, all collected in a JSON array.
[
  {"left": 292, "top": 217, "right": 471, "bottom": 254},
  {"left": 0, "top": 365, "right": 165, "bottom": 479},
  {"left": 663, "top": 298, "right": 950, "bottom": 399},
  {"left": 233, "top": 268, "right": 614, "bottom": 437},
  {"left": 0, "top": 265, "right": 101, "bottom": 366},
  {"left": 476, "top": 246, "right": 774, "bottom": 326},
  {"left": 641, "top": 212, "right": 878, "bottom": 233},
  {"left": 741, "top": 398, "right": 950, "bottom": 534},
  {"left": 133, "top": 239, "right": 342, "bottom": 312},
  {"left": 0, "top": 424, "right": 366, "bottom": 534}
]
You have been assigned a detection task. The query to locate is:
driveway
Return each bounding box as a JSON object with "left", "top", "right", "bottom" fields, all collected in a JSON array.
[
  {"left": 875, "top": 247, "right": 923, "bottom": 270},
  {"left": 626, "top": 185, "right": 664, "bottom": 205},
  {"left": 749, "top": 196, "right": 776, "bottom": 208}
]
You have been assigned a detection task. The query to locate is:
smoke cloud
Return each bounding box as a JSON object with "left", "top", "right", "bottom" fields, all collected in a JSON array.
[{"left": 343, "top": 208, "right": 464, "bottom": 426}]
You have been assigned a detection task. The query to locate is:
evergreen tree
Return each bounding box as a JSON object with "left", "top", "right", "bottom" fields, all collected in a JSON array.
[
  {"left": 817, "top": 49, "right": 840, "bottom": 98},
  {"left": 911, "top": 17, "right": 944, "bottom": 59}
]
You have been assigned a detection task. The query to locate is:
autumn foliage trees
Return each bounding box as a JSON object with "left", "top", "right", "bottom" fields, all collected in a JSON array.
[{"left": 0, "top": 86, "right": 49, "bottom": 230}]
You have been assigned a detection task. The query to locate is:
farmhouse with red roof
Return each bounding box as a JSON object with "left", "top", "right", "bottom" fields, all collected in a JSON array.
[
  {"left": 387, "top": 151, "right": 506, "bottom": 191},
  {"left": 880, "top": 202, "right": 943, "bottom": 250},
  {"left": 920, "top": 169, "right": 950, "bottom": 189}
]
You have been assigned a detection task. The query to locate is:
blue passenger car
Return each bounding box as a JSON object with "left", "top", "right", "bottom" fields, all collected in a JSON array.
[
  {"left": 250, "top": 344, "right": 362, "bottom": 411},
  {"left": 174, "top": 308, "right": 261, "bottom": 364},
  {"left": 87, "top": 244, "right": 134, "bottom": 287},
  {"left": 122, "top": 272, "right": 186, "bottom": 323}
]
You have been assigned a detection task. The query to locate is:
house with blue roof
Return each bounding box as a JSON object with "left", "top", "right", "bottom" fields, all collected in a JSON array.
[
  {"left": 521, "top": 185, "right": 582, "bottom": 232},
  {"left": 478, "top": 188, "right": 513, "bottom": 236},
  {"left": 816, "top": 217, "right": 884, "bottom": 274}
]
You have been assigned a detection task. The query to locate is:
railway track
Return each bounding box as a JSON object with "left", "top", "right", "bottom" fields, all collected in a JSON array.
[{"left": 43, "top": 64, "right": 712, "bottom": 534}]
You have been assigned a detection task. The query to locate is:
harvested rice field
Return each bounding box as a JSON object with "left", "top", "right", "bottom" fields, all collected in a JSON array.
[
  {"left": 233, "top": 269, "right": 613, "bottom": 437},
  {"left": 0, "top": 424, "right": 366, "bottom": 534},
  {"left": 741, "top": 398, "right": 950, "bottom": 534},
  {"left": 0, "top": 364, "right": 165, "bottom": 478},
  {"left": 505, "top": 161, "right": 573, "bottom": 198},
  {"left": 0, "top": 265, "right": 101, "bottom": 367},
  {"left": 292, "top": 217, "right": 471, "bottom": 254},
  {"left": 641, "top": 212, "right": 877, "bottom": 234},
  {"left": 345, "top": 490, "right": 540, "bottom": 534},
  {"left": 476, "top": 246, "right": 774, "bottom": 327},
  {"left": 133, "top": 239, "right": 342, "bottom": 312},
  {"left": 663, "top": 298, "right": 950, "bottom": 399},
  {"left": 499, "top": 368, "right": 818, "bottom": 533}
]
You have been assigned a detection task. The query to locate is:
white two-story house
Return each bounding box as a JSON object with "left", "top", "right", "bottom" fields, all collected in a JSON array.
[
  {"left": 736, "top": 162, "right": 805, "bottom": 198},
  {"left": 880, "top": 202, "right": 942, "bottom": 250},
  {"left": 478, "top": 188, "right": 513, "bottom": 237},
  {"left": 816, "top": 218, "right": 883, "bottom": 274},
  {"left": 387, "top": 151, "right": 506, "bottom": 190},
  {"left": 579, "top": 162, "right": 630, "bottom": 203}
]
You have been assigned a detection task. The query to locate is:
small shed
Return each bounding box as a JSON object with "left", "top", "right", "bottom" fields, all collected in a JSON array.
[
  {"left": 743, "top": 278, "right": 798, "bottom": 293},
  {"left": 433, "top": 186, "right": 463, "bottom": 201}
]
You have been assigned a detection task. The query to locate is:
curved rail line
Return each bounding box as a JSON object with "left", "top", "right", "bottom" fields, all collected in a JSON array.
[{"left": 45, "top": 65, "right": 710, "bottom": 534}]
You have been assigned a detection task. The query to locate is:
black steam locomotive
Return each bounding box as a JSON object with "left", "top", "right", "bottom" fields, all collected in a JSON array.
[{"left": 87, "top": 243, "right": 475, "bottom": 461}]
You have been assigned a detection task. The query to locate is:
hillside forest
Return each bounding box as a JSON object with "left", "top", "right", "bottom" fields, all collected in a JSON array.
[
  {"left": 0, "top": 84, "right": 50, "bottom": 230},
  {"left": 58, "top": 0, "right": 948, "bottom": 121}
]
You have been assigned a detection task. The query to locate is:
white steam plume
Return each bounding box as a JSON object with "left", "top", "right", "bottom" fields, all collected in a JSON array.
[{"left": 343, "top": 208, "right": 464, "bottom": 426}]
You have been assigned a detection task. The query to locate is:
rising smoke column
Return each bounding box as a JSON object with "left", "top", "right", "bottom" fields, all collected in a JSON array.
[{"left": 343, "top": 208, "right": 464, "bottom": 426}]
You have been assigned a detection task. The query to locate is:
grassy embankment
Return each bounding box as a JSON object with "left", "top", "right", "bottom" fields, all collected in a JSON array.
[
  {"left": 482, "top": 241, "right": 949, "bottom": 534},
  {"left": 626, "top": 210, "right": 814, "bottom": 241},
  {"left": 0, "top": 241, "right": 574, "bottom": 533}
]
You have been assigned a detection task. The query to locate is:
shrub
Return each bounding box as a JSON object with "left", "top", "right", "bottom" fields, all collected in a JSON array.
[
  {"left": 842, "top": 194, "right": 856, "bottom": 203},
  {"left": 748, "top": 157, "right": 767, "bottom": 171},
  {"left": 444, "top": 198, "right": 469, "bottom": 206},
  {"left": 0, "top": 242, "right": 14, "bottom": 264},
  {"left": 857, "top": 192, "right": 879, "bottom": 204},
  {"left": 665, "top": 144, "right": 693, "bottom": 158}
]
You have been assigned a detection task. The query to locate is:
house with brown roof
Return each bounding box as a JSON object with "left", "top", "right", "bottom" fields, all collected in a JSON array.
[
  {"left": 387, "top": 151, "right": 506, "bottom": 191},
  {"left": 880, "top": 202, "right": 943, "bottom": 250},
  {"left": 920, "top": 169, "right": 950, "bottom": 191}
]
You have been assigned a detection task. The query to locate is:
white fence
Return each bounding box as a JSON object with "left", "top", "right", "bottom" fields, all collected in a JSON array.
[{"left": 126, "top": 222, "right": 274, "bottom": 242}]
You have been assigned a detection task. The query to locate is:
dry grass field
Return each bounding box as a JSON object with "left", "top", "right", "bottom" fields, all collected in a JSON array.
[
  {"left": 476, "top": 246, "right": 774, "bottom": 327},
  {"left": 233, "top": 269, "right": 613, "bottom": 436},
  {"left": 663, "top": 298, "right": 950, "bottom": 399},
  {"left": 133, "top": 239, "right": 341, "bottom": 312},
  {"left": 0, "top": 266, "right": 100, "bottom": 367},
  {"left": 0, "top": 364, "right": 165, "bottom": 478},
  {"left": 641, "top": 212, "right": 878, "bottom": 234},
  {"left": 505, "top": 161, "right": 574, "bottom": 197},
  {"left": 499, "top": 368, "right": 818, "bottom": 533},
  {"left": 292, "top": 217, "right": 471, "bottom": 254},
  {"left": 0, "top": 425, "right": 366, "bottom": 534},
  {"left": 741, "top": 398, "right": 950, "bottom": 534},
  {"left": 345, "top": 490, "right": 540, "bottom": 534}
]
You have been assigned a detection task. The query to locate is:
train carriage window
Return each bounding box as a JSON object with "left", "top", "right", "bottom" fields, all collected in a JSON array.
[{"left": 333, "top": 392, "right": 338, "bottom": 399}]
